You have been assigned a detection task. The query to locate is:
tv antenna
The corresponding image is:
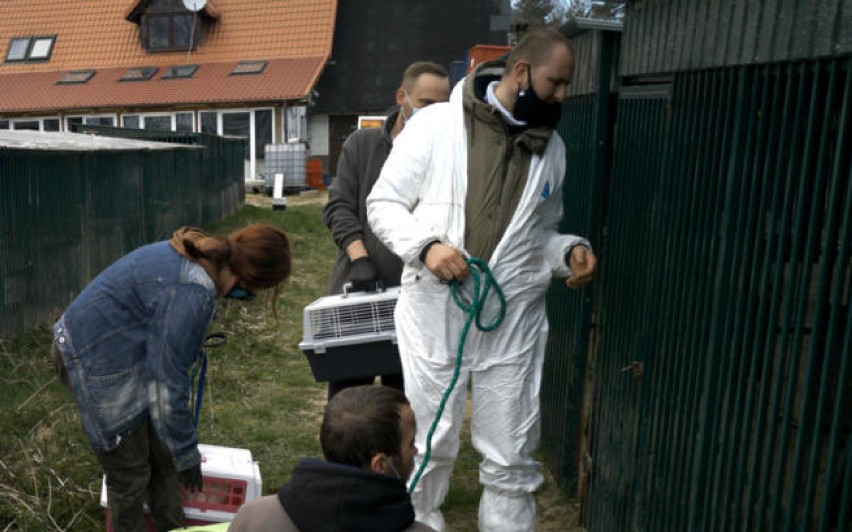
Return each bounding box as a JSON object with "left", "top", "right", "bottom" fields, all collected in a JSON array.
[
  {"left": 182, "top": 0, "right": 207, "bottom": 63},
  {"left": 182, "top": 0, "right": 207, "bottom": 11}
]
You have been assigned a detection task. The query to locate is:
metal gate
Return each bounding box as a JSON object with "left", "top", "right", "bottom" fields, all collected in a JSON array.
[{"left": 587, "top": 59, "right": 851, "bottom": 531}]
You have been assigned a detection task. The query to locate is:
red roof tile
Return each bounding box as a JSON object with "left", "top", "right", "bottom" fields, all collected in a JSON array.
[
  {"left": 0, "top": 0, "right": 336, "bottom": 113},
  {"left": 0, "top": 57, "right": 327, "bottom": 113}
]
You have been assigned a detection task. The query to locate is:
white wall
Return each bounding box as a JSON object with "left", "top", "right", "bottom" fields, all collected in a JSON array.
[{"left": 309, "top": 113, "right": 329, "bottom": 156}]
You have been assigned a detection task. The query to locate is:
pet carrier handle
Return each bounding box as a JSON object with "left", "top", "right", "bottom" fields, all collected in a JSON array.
[{"left": 342, "top": 280, "right": 385, "bottom": 298}]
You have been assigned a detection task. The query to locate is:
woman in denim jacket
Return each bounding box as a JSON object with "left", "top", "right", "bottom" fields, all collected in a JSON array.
[{"left": 52, "top": 223, "right": 291, "bottom": 532}]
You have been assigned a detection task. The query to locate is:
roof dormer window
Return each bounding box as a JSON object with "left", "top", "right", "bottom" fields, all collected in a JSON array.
[
  {"left": 127, "top": 0, "right": 218, "bottom": 53},
  {"left": 146, "top": 12, "right": 194, "bottom": 51},
  {"left": 5, "top": 35, "right": 56, "bottom": 63}
]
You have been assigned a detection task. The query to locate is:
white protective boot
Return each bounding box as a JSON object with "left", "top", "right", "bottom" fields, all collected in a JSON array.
[{"left": 478, "top": 487, "right": 536, "bottom": 532}]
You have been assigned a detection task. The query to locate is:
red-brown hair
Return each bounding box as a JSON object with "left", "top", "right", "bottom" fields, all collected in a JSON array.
[{"left": 225, "top": 223, "right": 292, "bottom": 292}]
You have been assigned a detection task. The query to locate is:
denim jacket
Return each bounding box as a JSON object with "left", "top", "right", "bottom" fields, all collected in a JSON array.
[{"left": 53, "top": 241, "right": 217, "bottom": 471}]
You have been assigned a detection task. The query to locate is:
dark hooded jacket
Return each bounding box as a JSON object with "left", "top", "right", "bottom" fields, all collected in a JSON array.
[{"left": 228, "top": 458, "right": 436, "bottom": 532}]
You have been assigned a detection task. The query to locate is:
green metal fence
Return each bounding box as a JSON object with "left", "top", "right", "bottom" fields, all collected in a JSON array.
[
  {"left": 0, "top": 131, "right": 246, "bottom": 337},
  {"left": 70, "top": 124, "right": 246, "bottom": 226},
  {"left": 543, "top": 27, "right": 619, "bottom": 495},
  {"left": 542, "top": 93, "right": 598, "bottom": 493},
  {"left": 582, "top": 58, "right": 851, "bottom": 531}
]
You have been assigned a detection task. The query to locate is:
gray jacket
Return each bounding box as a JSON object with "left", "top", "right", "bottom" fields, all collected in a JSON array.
[{"left": 323, "top": 110, "right": 404, "bottom": 294}]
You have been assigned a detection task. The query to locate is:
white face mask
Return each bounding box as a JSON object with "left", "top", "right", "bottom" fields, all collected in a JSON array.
[
  {"left": 381, "top": 454, "right": 402, "bottom": 480},
  {"left": 403, "top": 90, "right": 422, "bottom": 122}
]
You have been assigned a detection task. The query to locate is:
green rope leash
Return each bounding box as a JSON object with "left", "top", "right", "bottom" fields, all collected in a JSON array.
[{"left": 408, "top": 257, "right": 506, "bottom": 494}]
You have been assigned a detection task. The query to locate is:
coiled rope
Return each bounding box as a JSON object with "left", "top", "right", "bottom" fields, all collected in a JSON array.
[{"left": 408, "top": 257, "right": 506, "bottom": 493}]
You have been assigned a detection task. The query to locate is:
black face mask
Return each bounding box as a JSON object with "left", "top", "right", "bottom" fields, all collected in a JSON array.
[
  {"left": 226, "top": 285, "right": 256, "bottom": 301},
  {"left": 512, "top": 65, "right": 562, "bottom": 129}
]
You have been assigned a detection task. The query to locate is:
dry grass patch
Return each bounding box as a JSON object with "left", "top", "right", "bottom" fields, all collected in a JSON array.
[{"left": 0, "top": 198, "right": 583, "bottom": 531}]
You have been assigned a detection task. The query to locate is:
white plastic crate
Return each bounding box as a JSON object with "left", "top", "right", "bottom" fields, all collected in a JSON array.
[
  {"left": 298, "top": 287, "right": 401, "bottom": 382},
  {"left": 100, "top": 443, "right": 261, "bottom": 523}
]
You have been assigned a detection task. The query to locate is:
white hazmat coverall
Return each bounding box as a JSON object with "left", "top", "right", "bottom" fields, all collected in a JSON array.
[{"left": 367, "top": 81, "right": 588, "bottom": 532}]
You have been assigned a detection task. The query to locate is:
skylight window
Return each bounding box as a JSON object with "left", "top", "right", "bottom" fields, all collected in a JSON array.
[
  {"left": 121, "top": 67, "right": 159, "bottom": 81},
  {"left": 29, "top": 37, "right": 54, "bottom": 59},
  {"left": 162, "top": 64, "right": 198, "bottom": 79},
  {"left": 230, "top": 61, "right": 267, "bottom": 76},
  {"left": 57, "top": 70, "right": 96, "bottom": 85},
  {"left": 5, "top": 36, "right": 55, "bottom": 62},
  {"left": 7, "top": 38, "right": 29, "bottom": 61}
]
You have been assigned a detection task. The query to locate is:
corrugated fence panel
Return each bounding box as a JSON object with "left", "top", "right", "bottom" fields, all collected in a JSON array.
[
  {"left": 542, "top": 28, "right": 619, "bottom": 496},
  {"left": 71, "top": 125, "right": 247, "bottom": 229},
  {"left": 0, "top": 131, "right": 246, "bottom": 338},
  {"left": 621, "top": 0, "right": 851, "bottom": 76},
  {"left": 83, "top": 151, "right": 147, "bottom": 277},
  {"left": 586, "top": 87, "right": 671, "bottom": 532},
  {"left": 566, "top": 29, "right": 621, "bottom": 99},
  {"left": 587, "top": 57, "right": 851, "bottom": 531},
  {"left": 567, "top": 31, "right": 599, "bottom": 97},
  {"left": 0, "top": 150, "right": 88, "bottom": 335},
  {"left": 542, "top": 94, "right": 597, "bottom": 491}
]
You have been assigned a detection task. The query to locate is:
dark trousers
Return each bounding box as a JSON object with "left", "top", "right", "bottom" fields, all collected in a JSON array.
[
  {"left": 327, "top": 373, "right": 405, "bottom": 401},
  {"left": 97, "top": 417, "right": 185, "bottom": 532},
  {"left": 53, "top": 343, "right": 184, "bottom": 532}
]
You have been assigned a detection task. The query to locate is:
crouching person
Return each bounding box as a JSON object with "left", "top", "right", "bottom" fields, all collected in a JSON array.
[
  {"left": 229, "top": 385, "right": 435, "bottom": 531},
  {"left": 53, "top": 224, "right": 292, "bottom": 532}
]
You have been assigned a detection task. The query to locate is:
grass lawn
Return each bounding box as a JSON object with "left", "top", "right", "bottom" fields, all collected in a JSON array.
[{"left": 0, "top": 196, "right": 582, "bottom": 531}]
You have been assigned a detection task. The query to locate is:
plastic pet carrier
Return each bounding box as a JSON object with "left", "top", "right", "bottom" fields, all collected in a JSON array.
[
  {"left": 101, "top": 443, "right": 261, "bottom": 530},
  {"left": 299, "top": 286, "right": 401, "bottom": 382}
]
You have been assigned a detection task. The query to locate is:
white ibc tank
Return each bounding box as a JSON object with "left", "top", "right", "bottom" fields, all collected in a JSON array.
[{"left": 265, "top": 142, "right": 307, "bottom": 188}]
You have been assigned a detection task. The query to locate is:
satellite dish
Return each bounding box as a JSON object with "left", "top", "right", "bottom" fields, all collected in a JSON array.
[{"left": 182, "top": 0, "right": 207, "bottom": 12}]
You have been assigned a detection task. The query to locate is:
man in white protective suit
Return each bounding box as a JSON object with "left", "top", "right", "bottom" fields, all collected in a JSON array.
[{"left": 366, "top": 27, "right": 598, "bottom": 531}]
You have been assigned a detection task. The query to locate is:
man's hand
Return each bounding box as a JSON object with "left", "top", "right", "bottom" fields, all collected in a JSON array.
[
  {"left": 178, "top": 463, "right": 203, "bottom": 493},
  {"left": 349, "top": 257, "right": 380, "bottom": 292},
  {"left": 566, "top": 245, "right": 597, "bottom": 289},
  {"left": 424, "top": 243, "right": 469, "bottom": 282}
]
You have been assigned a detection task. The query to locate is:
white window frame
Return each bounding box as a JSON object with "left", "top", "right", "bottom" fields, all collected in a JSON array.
[
  {"left": 213, "top": 107, "right": 276, "bottom": 180},
  {"left": 64, "top": 114, "right": 118, "bottom": 131},
  {"left": 139, "top": 113, "right": 175, "bottom": 131},
  {"left": 9, "top": 116, "right": 61, "bottom": 131},
  {"left": 117, "top": 111, "right": 196, "bottom": 132}
]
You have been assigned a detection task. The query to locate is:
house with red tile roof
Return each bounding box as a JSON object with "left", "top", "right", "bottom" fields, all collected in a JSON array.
[{"left": 0, "top": 0, "right": 336, "bottom": 180}]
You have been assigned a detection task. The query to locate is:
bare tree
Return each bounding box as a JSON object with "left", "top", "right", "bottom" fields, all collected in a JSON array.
[
  {"left": 511, "top": 0, "right": 568, "bottom": 42},
  {"left": 567, "top": 0, "right": 625, "bottom": 21}
]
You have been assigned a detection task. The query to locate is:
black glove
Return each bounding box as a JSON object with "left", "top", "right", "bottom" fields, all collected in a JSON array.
[
  {"left": 178, "top": 463, "right": 203, "bottom": 493},
  {"left": 348, "top": 257, "right": 380, "bottom": 292}
]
